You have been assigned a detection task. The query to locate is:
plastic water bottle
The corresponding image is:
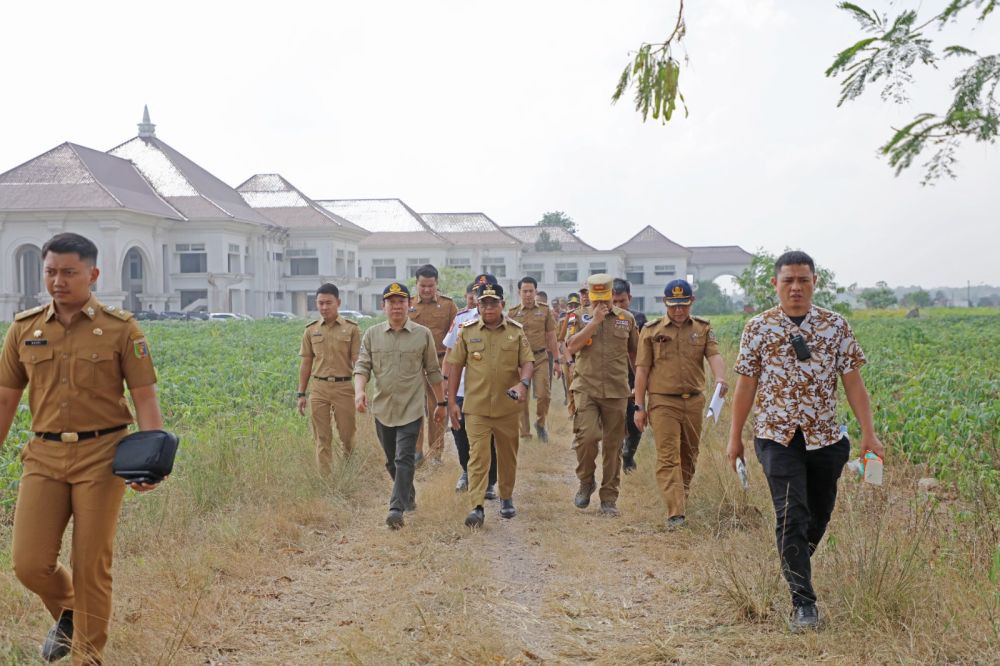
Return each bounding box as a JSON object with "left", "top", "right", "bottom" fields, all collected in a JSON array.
[
  {"left": 846, "top": 458, "right": 865, "bottom": 477},
  {"left": 735, "top": 457, "right": 749, "bottom": 490}
]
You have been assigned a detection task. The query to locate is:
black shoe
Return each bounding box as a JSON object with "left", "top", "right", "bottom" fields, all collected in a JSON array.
[
  {"left": 455, "top": 471, "right": 468, "bottom": 491},
  {"left": 665, "top": 515, "right": 686, "bottom": 530},
  {"left": 464, "top": 506, "right": 485, "bottom": 528},
  {"left": 599, "top": 501, "right": 620, "bottom": 517},
  {"left": 499, "top": 499, "right": 516, "bottom": 519},
  {"left": 574, "top": 481, "right": 595, "bottom": 509},
  {"left": 386, "top": 510, "right": 405, "bottom": 529},
  {"left": 788, "top": 604, "right": 820, "bottom": 632},
  {"left": 536, "top": 424, "right": 549, "bottom": 443},
  {"left": 622, "top": 453, "right": 637, "bottom": 474},
  {"left": 41, "top": 610, "right": 73, "bottom": 663},
  {"left": 484, "top": 484, "right": 498, "bottom": 500}
]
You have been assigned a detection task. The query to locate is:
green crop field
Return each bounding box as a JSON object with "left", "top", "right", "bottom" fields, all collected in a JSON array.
[{"left": 0, "top": 309, "right": 997, "bottom": 518}]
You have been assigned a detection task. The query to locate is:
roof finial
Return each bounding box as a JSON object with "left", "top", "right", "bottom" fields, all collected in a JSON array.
[{"left": 138, "top": 105, "right": 156, "bottom": 138}]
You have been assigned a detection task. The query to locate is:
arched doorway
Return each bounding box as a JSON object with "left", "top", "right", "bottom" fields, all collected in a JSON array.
[
  {"left": 16, "top": 245, "right": 43, "bottom": 310},
  {"left": 121, "top": 247, "right": 145, "bottom": 312}
]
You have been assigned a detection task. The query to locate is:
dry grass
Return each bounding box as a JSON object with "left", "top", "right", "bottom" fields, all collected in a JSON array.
[{"left": 2, "top": 403, "right": 997, "bottom": 664}]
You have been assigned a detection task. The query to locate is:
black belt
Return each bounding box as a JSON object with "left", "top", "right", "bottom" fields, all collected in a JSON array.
[
  {"left": 313, "top": 375, "right": 352, "bottom": 383},
  {"left": 533, "top": 348, "right": 547, "bottom": 355},
  {"left": 663, "top": 393, "right": 698, "bottom": 399},
  {"left": 36, "top": 424, "right": 129, "bottom": 443}
]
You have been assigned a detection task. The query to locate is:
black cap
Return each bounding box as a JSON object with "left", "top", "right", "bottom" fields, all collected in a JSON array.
[{"left": 382, "top": 282, "right": 411, "bottom": 299}]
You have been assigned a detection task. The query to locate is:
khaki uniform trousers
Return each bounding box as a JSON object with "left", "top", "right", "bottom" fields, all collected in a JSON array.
[
  {"left": 12, "top": 432, "right": 127, "bottom": 665},
  {"left": 519, "top": 352, "right": 551, "bottom": 436},
  {"left": 572, "top": 391, "right": 628, "bottom": 503},
  {"left": 465, "top": 413, "right": 519, "bottom": 508},
  {"left": 309, "top": 380, "right": 356, "bottom": 474},
  {"left": 648, "top": 393, "right": 705, "bottom": 518},
  {"left": 416, "top": 368, "right": 446, "bottom": 461},
  {"left": 565, "top": 364, "right": 576, "bottom": 415}
]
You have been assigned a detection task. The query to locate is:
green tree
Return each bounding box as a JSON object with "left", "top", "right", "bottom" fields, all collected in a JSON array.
[
  {"left": 406, "top": 266, "right": 474, "bottom": 302},
  {"left": 537, "top": 211, "right": 577, "bottom": 233},
  {"left": 859, "top": 281, "right": 899, "bottom": 309},
  {"left": 827, "top": 1, "right": 999, "bottom": 183},
  {"left": 901, "top": 288, "right": 932, "bottom": 307},
  {"left": 691, "top": 280, "right": 734, "bottom": 315},
  {"left": 534, "top": 230, "right": 562, "bottom": 252},
  {"left": 736, "top": 249, "right": 844, "bottom": 312}
]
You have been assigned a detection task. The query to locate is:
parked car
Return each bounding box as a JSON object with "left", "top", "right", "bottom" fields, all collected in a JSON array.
[
  {"left": 134, "top": 311, "right": 162, "bottom": 321},
  {"left": 339, "top": 309, "right": 372, "bottom": 321},
  {"left": 186, "top": 311, "right": 209, "bottom": 321},
  {"left": 267, "top": 311, "right": 298, "bottom": 320},
  {"left": 161, "top": 311, "right": 192, "bottom": 321},
  {"left": 235, "top": 313, "right": 254, "bottom": 321},
  {"left": 208, "top": 312, "right": 240, "bottom": 321}
]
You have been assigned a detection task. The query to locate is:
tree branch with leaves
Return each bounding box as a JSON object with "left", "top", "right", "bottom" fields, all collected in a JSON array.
[
  {"left": 827, "top": 1, "right": 999, "bottom": 184},
  {"left": 612, "top": 0, "right": 689, "bottom": 123}
]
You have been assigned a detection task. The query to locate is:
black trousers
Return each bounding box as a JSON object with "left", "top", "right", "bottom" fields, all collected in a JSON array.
[
  {"left": 624, "top": 398, "right": 642, "bottom": 449},
  {"left": 451, "top": 397, "right": 497, "bottom": 485},
  {"left": 755, "top": 429, "right": 850, "bottom": 607},
  {"left": 376, "top": 417, "right": 422, "bottom": 512}
]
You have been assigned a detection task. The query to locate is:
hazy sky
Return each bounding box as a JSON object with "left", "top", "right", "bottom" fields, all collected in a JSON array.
[{"left": 1, "top": 0, "right": 997, "bottom": 287}]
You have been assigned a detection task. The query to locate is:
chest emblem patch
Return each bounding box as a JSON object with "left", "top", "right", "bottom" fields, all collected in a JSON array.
[{"left": 93, "top": 328, "right": 103, "bottom": 336}]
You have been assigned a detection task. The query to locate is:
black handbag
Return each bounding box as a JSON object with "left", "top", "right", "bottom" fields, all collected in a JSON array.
[{"left": 112, "top": 430, "right": 179, "bottom": 484}]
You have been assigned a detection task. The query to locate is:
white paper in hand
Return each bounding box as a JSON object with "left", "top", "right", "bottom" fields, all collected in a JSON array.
[
  {"left": 705, "top": 383, "right": 725, "bottom": 423},
  {"left": 736, "top": 457, "right": 749, "bottom": 490}
]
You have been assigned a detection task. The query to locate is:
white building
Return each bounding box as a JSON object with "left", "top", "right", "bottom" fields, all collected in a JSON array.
[{"left": 0, "top": 109, "right": 752, "bottom": 321}]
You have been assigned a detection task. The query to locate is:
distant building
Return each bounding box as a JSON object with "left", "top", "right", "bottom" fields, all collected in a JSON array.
[{"left": 0, "top": 108, "right": 752, "bottom": 320}]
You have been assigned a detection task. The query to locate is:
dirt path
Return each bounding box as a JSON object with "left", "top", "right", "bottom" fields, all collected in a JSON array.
[{"left": 192, "top": 409, "right": 828, "bottom": 664}]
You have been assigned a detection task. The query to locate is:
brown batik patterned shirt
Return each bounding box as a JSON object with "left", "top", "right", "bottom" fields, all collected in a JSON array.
[{"left": 734, "top": 305, "right": 866, "bottom": 449}]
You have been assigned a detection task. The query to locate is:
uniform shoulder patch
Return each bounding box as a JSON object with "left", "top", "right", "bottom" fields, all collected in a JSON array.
[
  {"left": 305, "top": 319, "right": 320, "bottom": 328},
  {"left": 14, "top": 305, "right": 46, "bottom": 321},
  {"left": 693, "top": 316, "right": 711, "bottom": 325},
  {"left": 438, "top": 293, "right": 454, "bottom": 301},
  {"left": 342, "top": 317, "right": 359, "bottom": 326},
  {"left": 506, "top": 318, "right": 524, "bottom": 328},
  {"left": 456, "top": 307, "right": 470, "bottom": 316},
  {"left": 460, "top": 318, "right": 480, "bottom": 328},
  {"left": 643, "top": 317, "right": 661, "bottom": 328},
  {"left": 107, "top": 307, "right": 134, "bottom": 321}
]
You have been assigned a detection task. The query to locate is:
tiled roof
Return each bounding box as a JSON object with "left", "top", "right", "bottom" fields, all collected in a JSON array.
[
  {"left": 613, "top": 225, "right": 691, "bottom": 256},
  {"left": 687, "top": 245, "right": 754, "bottom": 265},
  {"left": 236, "top": 174, "right": 367, "bottom": 234},
  {"left": 317, "top": 198, "right": 443, "bottom": 237},
  {"left": 502, "top": 225, "right": 598, "bottom": 252},
  {"left": 358, "top": 230, "right": 449, "bottom": 248},
  {"left": 109, "top": 136, "right": 273, "bottom": 226},
  {"left": 0, "top": 142, "right": 183, "bottom": 219},
  {"left": 421, "top": 213, "right": 520, "bottom": 246}
]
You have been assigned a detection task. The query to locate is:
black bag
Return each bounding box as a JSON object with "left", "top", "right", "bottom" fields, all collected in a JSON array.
[{"left": 112, "top": 430, "right": 179, "bottom": 484}]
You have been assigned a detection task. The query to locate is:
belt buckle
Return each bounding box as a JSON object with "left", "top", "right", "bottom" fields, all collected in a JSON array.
[
  {"left": 60, "top": 432, "right": 79, "bottom": 443},
  {"left": 682, "top": 393, "right": 691, "bottom": 399}
]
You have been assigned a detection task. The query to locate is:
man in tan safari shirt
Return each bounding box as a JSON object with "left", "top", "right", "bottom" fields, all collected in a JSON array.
[
  {"left": 506, "top": 276, "right": 559, "bottom": 443},
  {"left": 0, "top": 233, "right": 164, "bottom": 665},
  {"left": 298, "top": 283, "right": 361, "bottom": 475}
]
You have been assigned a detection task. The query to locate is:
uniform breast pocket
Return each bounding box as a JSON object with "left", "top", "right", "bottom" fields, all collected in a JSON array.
[
  {"left": 74, "top": 350, "right": 120, "bottom": 388},
  {"left": 685, "top": 337, "right": 706, "bottom": 359},
  {"left": 400, "top": 350, "right": 424, "bottom": 377},
  {"left": 467, "top": 342, "right": 486, "bottom": 362},
  {"left": 499, "top": 339, "right": 520, "bottom": 364},
  {"left": 19, "top": 348, "right": 55, "bottom": 384},
  {"left": 654, "top": 340, "right": 675, "bottom": 360}
]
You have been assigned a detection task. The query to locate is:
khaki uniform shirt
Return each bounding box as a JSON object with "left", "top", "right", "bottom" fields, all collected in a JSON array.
[
  {"left": 0, "top": 296, "right": 157, "bottom": 432},
  {"left": 353, "top": 318, "right": 443, "bottom": 427},
  {"left": 446, "top": 315, "right": 533, "bottom": 418},
  {"left": 409, "top": 293, "right": 458, "bottom": 356},
  {"left": 507, "top": 302, "right": 555, "bottom": 354},
  {"left": 734, "top": 305, "right": 866, "bottom": 449},
  {"left": 569, "top": 306, "right": 639, "bottom": 399},
  {"left": 636, "top": 316, "right": 720, "bottom": 395},
  {"left": 300, "top": 316, "right": 361, "bottom": 378}
]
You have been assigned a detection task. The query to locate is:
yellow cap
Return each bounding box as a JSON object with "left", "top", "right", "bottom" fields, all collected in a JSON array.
[{"left": 586, "top": 273, "right": 613, "bottom": 301}]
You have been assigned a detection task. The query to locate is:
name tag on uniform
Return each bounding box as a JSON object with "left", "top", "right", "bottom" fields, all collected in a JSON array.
[
  {"left": 470, "top": 338, "right": 482, "bottom": 343},
  {"left": 25, "top": 339, "right": 48, "bottom": 346},
  {"left": 614, "top": 319, "right": 630, "bottom": 330}
]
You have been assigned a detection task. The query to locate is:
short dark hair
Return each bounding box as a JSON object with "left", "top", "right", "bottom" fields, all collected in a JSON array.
[
  {"left": 316, "top": 283, "right": 340, "bottom": 298},
  {"left": 537, "top": 290, "right": 548, "bottom": 300},
  {"left": 775, "top": 250, "right": 815, "bottom": 275},
  {"left": 612, "top": 278, "right": 631, "bottom": 295},
  {"left": 518, "top": 276, "right": 538, "bottom": 289},
  {"left": 465, "top": 282, "right": 476, "bottom": 294},
  {"left": 414, "top": 264, "right": 439, "bottom": 280},
  {"left": 41, "top": 233, "right": 98, "bottom": 264}
]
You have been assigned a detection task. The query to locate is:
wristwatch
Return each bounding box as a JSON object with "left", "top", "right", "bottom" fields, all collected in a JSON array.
[
  {"left": 634, "top": 404, "right": 644, "bottom": 412},
  {"left": 296, "top": 391, "right": 306, "bottom": 398},
  {"left": 520, "top": 378, "right": 531, "bottom": 388},
  {"left": 436, "top": 400, "right": 448, "bottom": 407}
]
